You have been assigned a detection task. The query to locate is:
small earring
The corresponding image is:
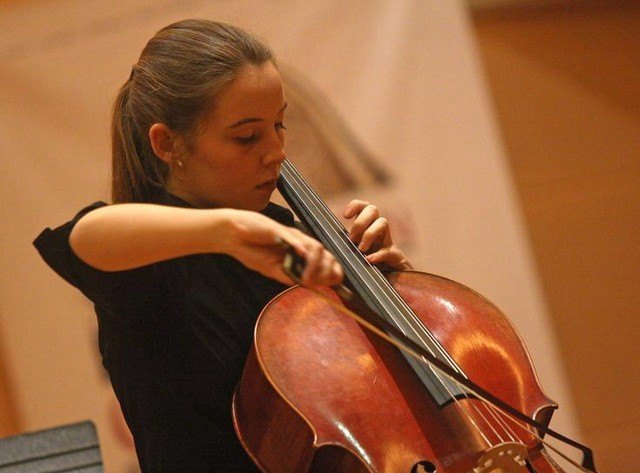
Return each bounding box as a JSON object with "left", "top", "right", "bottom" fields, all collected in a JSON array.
[{"left": 176, "top": 159, "right": 184, "bottom": 168}]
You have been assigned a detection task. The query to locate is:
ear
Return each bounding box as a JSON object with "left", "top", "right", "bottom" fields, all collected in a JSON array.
[{"left": 149, "top": 123, "right": 178, "bottom": 164}]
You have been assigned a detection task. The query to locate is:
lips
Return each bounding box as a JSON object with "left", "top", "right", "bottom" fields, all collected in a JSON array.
[{"left": 256, "top": 179, "right": 278, "bottom": 192}]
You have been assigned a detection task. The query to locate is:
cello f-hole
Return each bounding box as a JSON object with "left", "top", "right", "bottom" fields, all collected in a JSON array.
[{"left": 411, "top": 460, "right": 437, "bottom": 473}]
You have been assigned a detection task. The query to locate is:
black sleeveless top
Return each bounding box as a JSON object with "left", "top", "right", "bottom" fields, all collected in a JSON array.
[{"left": 34, "top": 192, "right": 293, "bottom": 472}]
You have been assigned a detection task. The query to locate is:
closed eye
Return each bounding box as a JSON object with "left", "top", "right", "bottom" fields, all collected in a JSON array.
[
  {"left": 234, "top": 134, "right": 259, "bottom": 145},
  {"left": 234, "top": 122, "right": 286, "bottom": 146}
]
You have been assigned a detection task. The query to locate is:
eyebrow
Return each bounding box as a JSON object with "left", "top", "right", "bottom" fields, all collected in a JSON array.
[{"left": 226, "top": 103, "right": 288, "bottom": 129}]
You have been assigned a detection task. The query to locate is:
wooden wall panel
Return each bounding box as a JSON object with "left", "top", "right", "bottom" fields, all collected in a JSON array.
[
  {"left": 473, "top": 4, "right": 640, "bottom": 472},
  {"left": 0, "top": 327, "right": 20, "bottom": 437}
]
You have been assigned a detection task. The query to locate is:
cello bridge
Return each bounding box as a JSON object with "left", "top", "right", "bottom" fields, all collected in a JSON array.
[{"left": 472, "top": 442, "right": 529, "bottom": 472}]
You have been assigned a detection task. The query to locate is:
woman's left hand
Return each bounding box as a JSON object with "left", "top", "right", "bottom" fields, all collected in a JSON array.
[{"left": 343, "top": 200, "right": 413, "bottom": 271}]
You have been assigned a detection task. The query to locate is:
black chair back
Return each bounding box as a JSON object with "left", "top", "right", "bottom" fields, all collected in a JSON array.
[{"left": 0, "top": 421, "right": 103, "bottom": 472}]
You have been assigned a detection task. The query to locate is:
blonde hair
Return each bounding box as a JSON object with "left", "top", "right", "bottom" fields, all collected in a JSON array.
[{"left": 111, "top": 19, "right": 274, "bottom": 203}]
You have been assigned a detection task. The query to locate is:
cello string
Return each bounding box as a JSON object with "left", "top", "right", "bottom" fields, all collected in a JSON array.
[
  {"left": 280, "top": 161, "right": 510, "bottom": 445},
  {"left": 299, "top": 283, "right": 593, "bottom": 473},
  {"left": 470, "top": 397, "right": 592, "bottom": 472},
  {"left": 479, "top": 400, "right": 520, "bottom": 441}
]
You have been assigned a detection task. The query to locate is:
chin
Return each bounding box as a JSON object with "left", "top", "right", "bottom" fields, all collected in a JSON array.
[
  {"left": 252, "top": 192, "right": 274, "bottom": 212},
  {"left": 255, "top": 200, "right": 271, "bottom": 212},
  {"left": 240, "top": 197, "right": 271, "bottom": 212}
]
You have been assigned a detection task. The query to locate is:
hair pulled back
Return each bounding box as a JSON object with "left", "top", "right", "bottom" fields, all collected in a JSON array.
[{"left": 111, "top": 19, "right": 274, "bottom": 203}]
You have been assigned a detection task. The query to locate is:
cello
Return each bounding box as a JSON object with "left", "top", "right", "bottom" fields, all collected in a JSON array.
[{"left": 233, "top": 159, "right": 597, "bottom": 473}]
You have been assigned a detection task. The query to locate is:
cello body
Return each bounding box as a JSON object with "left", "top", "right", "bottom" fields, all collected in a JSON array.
[{"left": 233, "top": 271, "right": 562, "bottom": 473}]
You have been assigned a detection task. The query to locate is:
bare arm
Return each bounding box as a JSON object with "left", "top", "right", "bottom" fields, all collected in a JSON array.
[{"left": 69, "top": 204, "right": 342, "bottom": 286}]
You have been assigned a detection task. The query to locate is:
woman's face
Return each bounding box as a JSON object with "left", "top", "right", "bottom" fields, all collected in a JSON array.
[{"left": 167, "top": 61, "right": 287, "bottom": 211}]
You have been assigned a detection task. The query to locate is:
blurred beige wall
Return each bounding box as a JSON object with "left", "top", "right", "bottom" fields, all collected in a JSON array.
[
  {"left": 0, "top": 330, "right": 19, "bottom": 437},
  {"left": 473, "top": 3, "right": 640, "bottom": 472}
]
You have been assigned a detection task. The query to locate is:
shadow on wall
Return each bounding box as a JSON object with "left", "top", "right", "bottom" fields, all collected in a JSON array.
[{"left": 280, "top": 64, "right": 390, "bottom": 196}]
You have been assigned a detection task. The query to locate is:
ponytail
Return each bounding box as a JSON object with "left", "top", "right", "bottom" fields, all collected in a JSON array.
[{"left": 110, "top": 79, "right": 168, "bottom": 203}]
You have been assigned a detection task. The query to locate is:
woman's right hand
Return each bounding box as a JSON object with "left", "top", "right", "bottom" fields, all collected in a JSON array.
[{"left": 219, "top": 209, "right": 343, "bottom": 287}]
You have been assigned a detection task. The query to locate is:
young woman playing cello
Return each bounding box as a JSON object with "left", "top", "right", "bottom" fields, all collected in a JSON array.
[{"left": 34, "top": 19, "right": 411, "bottom": 472}]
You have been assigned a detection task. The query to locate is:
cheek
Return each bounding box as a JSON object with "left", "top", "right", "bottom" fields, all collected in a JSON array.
[
  {"left": 190, "top": 145, "right": 232, "bottom": 175},
  {"left": 197, "top": 154, "right": 250, "bottom": 189},
  {"left": 190, "top": 141, "right": 262, "bottom": 189}
]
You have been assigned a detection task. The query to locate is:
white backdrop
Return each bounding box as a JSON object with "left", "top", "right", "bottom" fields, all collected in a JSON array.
[{"left": 0, "top": 0, "right": 579, "bottom": 470}]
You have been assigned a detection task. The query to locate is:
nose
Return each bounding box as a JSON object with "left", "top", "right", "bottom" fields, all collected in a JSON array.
[{"left": 263, "top": 129, "right": 286, "bottom": 165}]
